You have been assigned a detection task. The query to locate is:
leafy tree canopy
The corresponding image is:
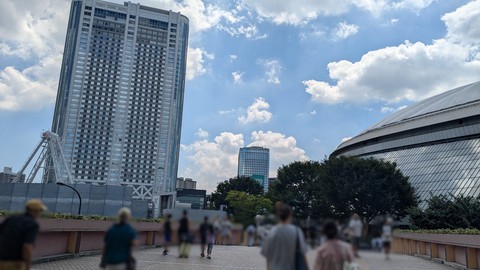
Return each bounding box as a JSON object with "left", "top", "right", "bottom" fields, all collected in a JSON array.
[
  {"left": 210, "top": 176, "right": 264, "bottom": 211},
  {"left": 268, "top": 161, "right": 327, "bottom": 220},
  {"left": 226, "top": 191, "right": 272, "bottom": 227},
  {"left": 409, "top": 194, "right": 480, "bottom": 230},
  {"left": 320, "top": 156, "right": 418, "bottom": 224}
]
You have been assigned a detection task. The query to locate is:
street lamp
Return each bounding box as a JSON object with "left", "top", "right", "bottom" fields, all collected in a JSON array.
[{"left": 56, "top": 182, "right": 82, "bottom": 215}]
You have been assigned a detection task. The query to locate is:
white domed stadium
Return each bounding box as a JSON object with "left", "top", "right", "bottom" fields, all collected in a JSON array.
[{"left": 332, "top": 81, "right": 480, "bottom": 205}]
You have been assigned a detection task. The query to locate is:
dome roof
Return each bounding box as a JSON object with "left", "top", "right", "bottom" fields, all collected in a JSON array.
[
  {"left": 368, "top": 81, "right": 480, "bottom": 130},
  {"left": 335, "top": 81, "right": 480, "bottom": 153}
]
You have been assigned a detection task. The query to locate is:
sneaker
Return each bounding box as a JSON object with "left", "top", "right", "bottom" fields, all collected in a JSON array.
[
  {"left": 207, "top": 256, "right": 211, "bottom": 259},
  {"left": 163, "top": 250, "right": 168, "bottom": 256},
  {"left": 201, "top": 253, "right": 205, "bottom": 257}
]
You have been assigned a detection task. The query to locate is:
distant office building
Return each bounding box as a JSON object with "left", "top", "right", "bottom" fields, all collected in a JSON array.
[
  {"left": 49, "top": 0, "right": 189, "bottom": 213},
  {"left": 176, "top": 189, "right": 207, "bottom": 210},
  {"left": 0, "top": 167, "right": 25, "bottom": 184},
  {"left": 238, "top": 146, "right": 270, "bottom": 192},
  {"left": 176, "top": 177, "right": 197, "bottom": 189}
]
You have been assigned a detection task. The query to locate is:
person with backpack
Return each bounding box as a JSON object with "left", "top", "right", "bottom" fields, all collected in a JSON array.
[
  {"left": 0, "top": 199, "right": 46, "bottom": 270},
  {"left": 100, "top": 208, "right": 138, "bottom": 270}
]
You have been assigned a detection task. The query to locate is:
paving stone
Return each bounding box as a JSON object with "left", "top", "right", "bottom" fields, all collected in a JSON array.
[{"left": 33, "top": 245, "right": 453, "bottom": 270}]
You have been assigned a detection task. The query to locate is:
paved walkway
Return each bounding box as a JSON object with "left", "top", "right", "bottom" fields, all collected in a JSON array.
[{"left": 33, "top": 245, "right": 452, "bottom": 270}]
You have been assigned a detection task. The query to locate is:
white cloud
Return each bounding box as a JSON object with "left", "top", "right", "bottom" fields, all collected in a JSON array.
[
  {"left": 442, "top": 0, "right": 480, "bottom": 47},
  {"left": 258, "top": 59, "right": 282, "bottom": 84},
  {"left": 248, "top": 131, "right": 309, "bottom": 176},
  {"left": 218, "top": 109, "right": 237, "bottom": 115},
  {"left": 332, "top": 21, "right": 359, "bottom": 40},
  {"left": 310, "top": 110, "right": 317, "bottom": 115},
  {"left": 232, "top": 71, "right": 244, "bottom": 84},
  {"left": 0, "top": 54, "right": 62, "bottom": 111},
  {"left": 180, "top": 131, "right": 309, "bottom": 191},
  {"left": 381, "top": 105, "right": 407, "bottom": 113},
  {"left": 186, "top": 47, "right": 213, "bottom": 80},
  {"left": 230, "top": 54, "right": 238, "bottom": 62},
  {"left": 195, "top": 128, "right": 209, "bottom": 138},
  {"left": 241, "top": 0, "right": 436, "bottom": 26},
  {"left": 218, "top": 24, "right": 267, "bottom": 40},
  {"left": 391, "top": 18, "right": 399, "bottom": 25},
  {"left": 304, "top": 1, "right": 480, "bottom": 104},
  {"left": 239, "top": 97, "right": 273, "bottom": 124},
  {"left": 181, "top": 132, "right": 245, "bottom": 192}
]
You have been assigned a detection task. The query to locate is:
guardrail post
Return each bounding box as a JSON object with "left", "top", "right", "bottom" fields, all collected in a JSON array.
[
  {"left": 446, "top": 245, "right": 455, "bottom": 262},
  {"left": 67, "top": 232, "right": 78, "bottom": 254},
  {"left": 418, "top": 241, "right": 426, "bottom": 255},
  {"left": 466, "top": 247, "right": 477, "bottom": 269},
  {"left": 146, "top": 231, "right": 155, "bottom": 246},
  {"left": 430, "top": 243, "right": 439, "bottom": 259}
]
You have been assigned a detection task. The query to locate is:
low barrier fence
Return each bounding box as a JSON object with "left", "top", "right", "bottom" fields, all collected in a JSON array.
[
  {"left": 0, "top": 217, "right": 244, "bottom": 262},
  {"left": 393, "top": 232, "right": 480, "bottom": 269}
]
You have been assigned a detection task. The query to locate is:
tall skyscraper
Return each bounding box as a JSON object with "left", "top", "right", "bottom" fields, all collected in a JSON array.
[
  {"left": 50, "top": 0, "right": 189, "bottom": 213},
  {"left": 238, "top": 146, "right": 270, "bottom": 192}
]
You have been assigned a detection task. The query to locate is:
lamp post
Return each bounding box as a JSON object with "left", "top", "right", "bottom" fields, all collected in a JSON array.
[{"left": 56, "top": 182, "right": 82, "bottom": 215}]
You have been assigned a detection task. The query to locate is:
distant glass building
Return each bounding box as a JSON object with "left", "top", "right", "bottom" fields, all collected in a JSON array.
[
  {"left": 49, "top": 0, "right": 189, "bottom": 213},
  {"left": 332, "top": 82, "right": 480, "bottom": 206},
  {"left": 238, "top": 146, "right": 270, "bottom": 192}
]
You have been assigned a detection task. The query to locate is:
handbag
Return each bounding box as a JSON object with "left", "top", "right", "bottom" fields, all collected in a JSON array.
[
  {"left": 127, "top": 256, "right": 136, "bottom": 270},
  {"left": 295, "top": 228, "right": 309, "bottom": 270}
]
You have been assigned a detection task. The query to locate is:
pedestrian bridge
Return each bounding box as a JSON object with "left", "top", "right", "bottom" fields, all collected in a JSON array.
[{"left": 33, "top": 245, "right": 452, "bottom": 270}]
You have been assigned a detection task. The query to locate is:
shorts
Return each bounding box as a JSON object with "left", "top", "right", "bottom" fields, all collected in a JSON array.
[
  {"left": 383, "top": 241, "right": 391, "bottom": 248},
  {"left": 165, "top": 232, "right": 172, "bottom": 242},
  {"left": 351, "top": 237, "right": 361, "bottom": 247},
  {"left": 0, "top": 260, "right": 26, "bottom": 270}
]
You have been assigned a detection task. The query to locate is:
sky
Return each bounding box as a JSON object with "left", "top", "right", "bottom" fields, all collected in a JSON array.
[{"left": 0, "top": 0, "right": 479, "bottom": 192}]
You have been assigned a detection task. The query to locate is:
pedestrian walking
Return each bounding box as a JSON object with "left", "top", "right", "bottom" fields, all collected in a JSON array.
[
  {"left": 0, "top": 199, "right": 46, "bottom": 270},
  {"left": 206, "top": 222, "right": 215, "bottom": 259},
  {"left": 178, "top": 210, "right": 191, "bottom": 258},
  {"left": 100, "top": 207, "right": 138, "bottom": 270},
  {"left": 348, "top": 213, "right": 363, "bottom": 258},
  {"left": 162, "top": 214, "right": 172, "bottom": 255},
  {"left": 246, "top": 224, "right": 256, "bottom": 247},
  {"left": 221, "top": 216, "right": 232, "bottom": 245},
  {"left": 382, "top": 217, "right": 394, "bottom": 260},
  {"left": 261, "top": 204, "right": 308, "bottom": 270},
  {"left": 200, "top": 216, "right": 210, "bottom": 257},
  {"left": 313, "top": 220, "right": 354, "bottom": 270}
]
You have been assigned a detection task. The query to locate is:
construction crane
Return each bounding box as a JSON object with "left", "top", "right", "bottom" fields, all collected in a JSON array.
[{"left": 13, "top": 131, "right": 74, "bottom": 184}]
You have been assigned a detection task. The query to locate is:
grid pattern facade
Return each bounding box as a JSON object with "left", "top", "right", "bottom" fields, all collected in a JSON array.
[
  {"left": 367, "top": 138, "right": 480, "bottom": 206},
  {"left": 50, "top": 0, "right": 188, "bottom": 209},
  {"left": 238, "top": 147, "right": 270, "bottom": 192}
]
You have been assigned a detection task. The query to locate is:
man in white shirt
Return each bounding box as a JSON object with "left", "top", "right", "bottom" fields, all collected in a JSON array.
[{"left": 348, "top": 213, "right": 363, "bottom": 258}]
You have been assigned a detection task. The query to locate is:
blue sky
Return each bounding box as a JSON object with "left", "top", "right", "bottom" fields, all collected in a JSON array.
[{"left": 0, "top": 0, "right": 479, "bottom": 191}]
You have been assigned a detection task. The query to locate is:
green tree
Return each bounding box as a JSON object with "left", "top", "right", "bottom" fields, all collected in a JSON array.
[
  {"left": 409, "top": 194, "right": 480, "bottom": 229},
  {"left": 269, "top": 161, "right": 329, "bottom": 219},
  {"left": 210, "top": 176, "right": 264, "bottom": 211},
  {"left": 320, "top": 156, "right": 418, "bottom": 224},
  {"left": 226, "top": 191, "right": 272, "bottom": 226}
]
